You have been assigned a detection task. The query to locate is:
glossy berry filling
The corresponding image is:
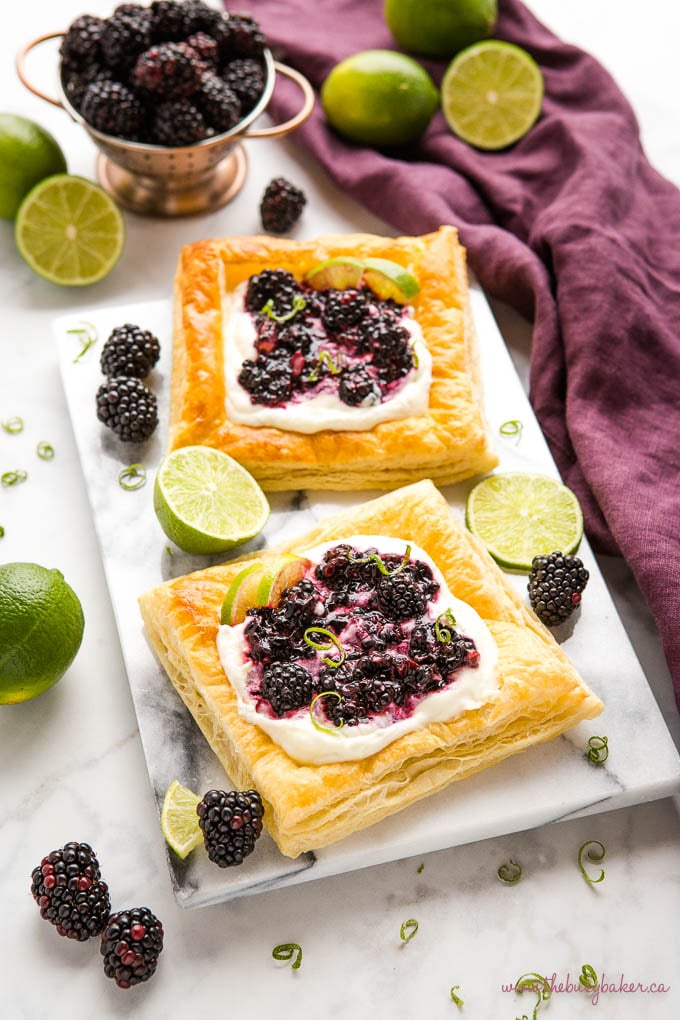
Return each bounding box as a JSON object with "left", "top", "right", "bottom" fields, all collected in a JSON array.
[
  {"left": 242, "top": 543, "right": 480, "bottom": 729},
  {"left": 237, "top": 270, "right": 416, "bottom": 409}
]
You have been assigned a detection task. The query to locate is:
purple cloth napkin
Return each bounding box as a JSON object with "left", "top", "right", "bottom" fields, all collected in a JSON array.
[{"left": 244, "top": 0, "right": 680, "bottom": 706}]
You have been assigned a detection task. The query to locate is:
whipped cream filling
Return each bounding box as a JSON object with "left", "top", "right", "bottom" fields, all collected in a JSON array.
[
  {"left": 223, "top": 282, "right": 432, "bottom": 433},
  {"left": 217, "top": 536, "right": 499, "bottom": 765}
]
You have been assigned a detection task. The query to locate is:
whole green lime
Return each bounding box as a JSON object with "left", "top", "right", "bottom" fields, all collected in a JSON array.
[
  {"left": 385, "top": 0, "right": 498, "bottom": 58},
  {"left": 0, "top": 562, "right": 85, "bottom": 704},
  {"left": 0, "top": 114, "right": 67, "bottom": 221},
  {"left": 321, "top": 50, "right": 439, "bottom": 147}
]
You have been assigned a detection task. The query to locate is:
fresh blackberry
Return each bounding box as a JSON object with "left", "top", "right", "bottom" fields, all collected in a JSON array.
[
  {"left": 30, "top": 841, "right": 110, "bottom": 942},
  {"left": 186, "top": 31, "right": 219, "bottom": 67},
  {"left": 245, "top": 268, "right": 299, "bottom": 315},
  {"left": 96, "top": 377, "right": 158, "bottom": 443},
  {"left": 100, "top": 10, "right": 153, "bottom": 71},
  {"left": 60, "top": 15, "right": 104, "bottom": 66},
  {"left": 100, "top": 907, "right": 164, "bottom": 989},
  {"left": 149, "top": 0, "right": 187, "bottom": 41},
  {"left": 222, "top": 13, "right": 267, "bottom": 58},
  {"left": 151, "top": 98, "right": 207, "bottom": 146},
  {"left": 132, "top": 42, "right": 204, "bottom": 98},
  {"left": 80, "top": 79, "right": 146, "bottom": 140},
  {"left": 338, "top": 366, "right": 380, "bottom": 407},
  {"left": 221, "top": 57, "right": 266, "bottom": 112},
  {"left": 528, "top": 551, "right": 589, "bottom": 627},
  {"left": 100, "top": 324, "right": 161, "bottom": 378},
  {"left": 258, "top": 661, "right": 316, "bottom": 716},
  {"left": 197, "top": 789, "right": 264, "bottom": 867},
  {"left": 63, "top": 65, "right": 113, "bottom": 113},
  {"left": 183, "top": 1, "right": 224, "bottom": 37},
  {"left": 260, "top": 177, "right": 306, "bottom": 234},
  {"left": 377, "top": 571, "right": 429, "bottom": 622},
  {"left": 322, "top": 289, "right": 368, "bottom": 334},
  {"left": 197, "top": 74, "right": 241, "bottom": 133},
  {"left": 114, "top": 3, "right": 146, "bottom": 14},
  {"left": 238, "top": 357, "right": 292, "bottom": 407}
]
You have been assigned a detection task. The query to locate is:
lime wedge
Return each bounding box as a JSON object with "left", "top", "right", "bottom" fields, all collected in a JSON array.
[
  {"left": 15, "top": 174, "right": 125, "bottom": 285},
  {"left": 465, "top": 472, "right": 583, "bottom": 572},
  {"left": 221, "top": 554, "right": 311, "bottom": 625},
  {"left": 362, "top": 257, "right": 420, "bottom": 302},
  {"left": 160, "top": 780, "right": 202, "bottom": 859},
  {"left": 304, "top": 257, "right": 365, "bottom": 290},
  {"left": 441, "top": 40, "right": 543, "bottom": 150},
  {"left": 221, "top": 562, "right": 264, "bottom": 624},
  {"left": 154, "top": 446, "right": 270, "bottom": 555}
]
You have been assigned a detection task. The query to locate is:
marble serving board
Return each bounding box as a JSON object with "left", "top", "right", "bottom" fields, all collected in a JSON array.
[{"left": 55, "top": 288, "right": 680, "bottom": 908}]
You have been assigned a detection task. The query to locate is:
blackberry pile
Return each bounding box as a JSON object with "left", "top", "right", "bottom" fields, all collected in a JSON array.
[
  {"left": 196, "top": 789, "right": 265, "bottom": 867},
  {"left": 243, "top": 543, "right": 480, "bottom": 728},
  {"left": 96, "top": 322, "right": 161, "bottom": 442},
  {"left": 30, "top": 841, "right": 111, "bottom": 942},
  {"left": 100, "top": 907, "right": 164, "bottom": 988},
  {"left": 61, "top": 1, "right": 268, "bottom": 145},
  {"left": 528, "top": 551, "right": 590, "bottom": 627},
  {"left": 237, "top": 270, "right": 416, "bottom": 410}
]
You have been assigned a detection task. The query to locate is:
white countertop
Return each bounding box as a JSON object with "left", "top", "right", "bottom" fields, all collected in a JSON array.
[{"left": 1, "top": 2, "right": 679, "bottom": 1018}]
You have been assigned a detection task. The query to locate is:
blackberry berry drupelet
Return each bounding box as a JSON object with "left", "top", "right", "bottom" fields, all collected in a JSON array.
[
  {"left": 197, "top": 789, "right": 265, "bottom": 867},
  {"left": 30, "top": 841, "right": 111, "bottom": 941}
]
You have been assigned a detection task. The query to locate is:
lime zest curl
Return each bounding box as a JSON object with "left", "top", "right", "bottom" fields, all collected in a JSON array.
[
  {"left": 308, "top": 348, "right": 342, "bottom": 382},
  {"left": 579, "top": 964, "right": 598, "bottom": 990},
  {"left": 349, "top": 543, "right": 411, "bottom": 577},
  {"left": 400, "top": 918, "right": 418, "bottom": 943},
  {"left": 1, "top": 469, "right": 27, "bottom": 487},
  {"left": 499, "top": 419, "right": 523, "bottom": 443},
  {"left": 68, "top": 320, "right": 98, "bottom": 362},
  {"left": 303, "top": 626, "right": 345, "bottom": 667},
  {"left": 261, "top": 294, "right": 306, "bottom": 323},
  {"left": 435, "top": 608, "right": 457, "bottom": 644},
  {"left": 586, "top": 735, "right": 609, "bottom": 765},
  {"left": 578, "top": 840, "right": 606, "bottom": 884},
  {"left": 450, "top": 986, "right": 464, "bottom": 1007},
  {"left": 514, "top": 972, "right": 552, "bottom": 1020},
  {"left": 272, "top": 943, "right": 302, "bottom": 970},
  {"left": 309, "top": 691, "right": 344, "bottom": 734},
  {"left": 0, "top": 525, "right": 5, "bottom": 538},
  {"left": 36, "top": 441, "right": 55, "bottom": 461},
  {"left": 497, "top": 859, "right": 522, "bottom": 884},
  {"left": 2, "top": 416, "right": 24, "bottom": 434},
  {"left": 118, "top": 463, "right": 146, "bottom": 491}
]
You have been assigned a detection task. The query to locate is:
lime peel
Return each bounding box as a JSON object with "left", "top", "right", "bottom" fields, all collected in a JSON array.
[
  {"left": 160, "top": 780, "right": 202, "bottom": 859},
  {"left": 305, "top": 256, "right": 420, "bottom": 304}
]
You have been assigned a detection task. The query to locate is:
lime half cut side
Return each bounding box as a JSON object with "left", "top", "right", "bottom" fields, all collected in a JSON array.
[
  {"left": 441, "top": 40, "right": 543, "bottom": 150},
  {"left": 160, "top": 780, "right": 202, "bottom": 859},
  {"left": 154, "top": 446, "right": 270, "bottom": 555},
  {"left": 465, "top": 472, "right": 584, "bottom": 572},
  {"left": 15, "top": 174, "right": 125, "bottom": 285}
]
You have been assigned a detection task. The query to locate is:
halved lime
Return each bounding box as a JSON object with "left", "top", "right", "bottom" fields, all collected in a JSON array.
[
  {"left": 220, "top": 554, "right": 311, "bottom": 625},
  {"left": 160, "top": 780, "right": 202, "bottom": 859},
  {"left": 441, "top": 40, "right": 543, "bottom": 150},
  {"left": 362, "top": 258, "right": 420, "bottom": 302},
  {"left": 154, "top": 446, "right": 270, "bottom": 555},
  {"left": 465, "top": 472, "right": 583, "bottom": 572},
  {"left": 15, "top": 174, "right": 125, "bottom": 285},
  {"left": 304, "top": 257, "right": 365, "bottom": 290}
]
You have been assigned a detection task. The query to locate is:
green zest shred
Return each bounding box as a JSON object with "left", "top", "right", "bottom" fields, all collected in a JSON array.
[
  {"left": 1, "top": 469, "right": 27, "bottom": 487},
  {"left": 434, "top": 608, "right": 457, "bottom": 644},
  {"left": 450, "top": 986, "right": 464, "bottom": 1007},
  {"left": 578, "top": 840, "right": 606, "bottom": 884},
  {"left": 497, "top": 859, "right": 522, "bottom": 884},
  {"left": 36, "top": 441, "right": 55, "bottom": 461},
  {"left": 272, "top": 943, "right": 302, "bottom": 969},
  {"left": 579, "top": 964, "right": 598, "bottom": 990},
  {"left": 400, "top": 919, "right": 418, "bottom": 943},
  {"left": 118, "top": 463, "right": 147, "bottom": 491},
  {"left": 261, "top": 294, "right": 306, "bottom": 323},
  {"left": 349, "top": 543, "right": 411, "bottom": 577},
  {"left": 2, "top": 416, "right": 24, "bottom": 434},
  {"left": 309, "top": 691, "right": 344, "bottom": 734},
  {"left": 514, "top": 972, "right": 552, "bottom": 1019},
  {"left": 586, "top": 735, "right": 609, "bottom": 765},
  {"left": 68, "top": 320, "right": 98, "bottom": 363},
  {"left": 303, "top": 627, "right": 345, "bottom": 667}
]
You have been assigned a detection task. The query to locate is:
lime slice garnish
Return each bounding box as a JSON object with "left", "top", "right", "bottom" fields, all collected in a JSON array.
[
  {"left": 304, "top": 257, "right": 365, "bottom": 290},
  {"left": 362, "top": 258, "right": 420, "bottom": 302},
  {"left": 221, "top": 562, "right": 265, "bottom": 624},
  {"left": 160, "top": 780, "right": 202, "bottom": 860},
  {"left": 441, "top": 40, "right": 543, "bottom": 151},
  {"left": 154, "top": 446, "right": 270, "bottom": 555},
  {"left": 220, "top": 554, "right": 311, "bottom": 625},
  {"left": 465, "top": 472, "right": 584, "bottom": 572},
  {"left": 14, "top": 174, "right": 125, "bottom": 285}
]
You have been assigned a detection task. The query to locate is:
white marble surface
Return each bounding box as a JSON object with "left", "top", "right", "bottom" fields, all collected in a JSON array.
[{"left": 2, "top": 1, "right": 680, "bottom": 1017}]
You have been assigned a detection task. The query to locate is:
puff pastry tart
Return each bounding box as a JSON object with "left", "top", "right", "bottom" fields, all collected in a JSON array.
[
  {"left": 169, "top": 226, "right": 498, "bottom": 490},
  {"left": 139, "top": 480, "right": 603, "bottom": 858}
]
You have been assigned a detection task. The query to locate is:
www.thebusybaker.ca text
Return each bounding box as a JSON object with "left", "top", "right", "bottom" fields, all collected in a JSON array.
[{"left": 501, "top": 972, "right": 670, "bottom": 1006}]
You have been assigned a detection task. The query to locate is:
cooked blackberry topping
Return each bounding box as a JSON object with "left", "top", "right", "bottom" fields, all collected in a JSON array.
[
  {"left": 100, "top": 10, "right": 153, "bottom": 71},
  {"left": 275, "top": 579, "right": 324, "bottom": 629},
  {"left": 197, "top": 74, "right": 241, "bottom": 132},
  {"left": 100, "top": 324, "right": 161, "bottom": 378},
  {"left": 96, "top": 377, "right": 158, "bottom": 443},
  {"left": 100, "top": 907, "right": 164, "bottom": 989},
  {"left": 221, "top": 57, "right": 266, "bottom": 112},
  {"left": 238, "top": 357, "right": 292, "bottom": 407},
  {"left": 132, "top": 42, "right": 204, "bottom": 98},
  {"left": 338, "top": 365, "right": 380, "bottom": 407},
  {"left": 186, "top": 31, "right": 219, "bottom": 67},
  {"left": 260, "top": 177, "right": 306, "bottom": 234},
  {"left": 183, "top": 0, "right": 224, "bottom": 37},
  {"left": 149, "top": 0, "right": 187, "bottom": 41},
  {"left": 197, "top": 789, "right": 264, "bottom": 867},
  {"left": 258, "top": 661, "right": 316, "bottom": 716},
  {"left": 80, "top": 79, "right": 146, "bottom": 140},
  {"left": 528, "top": 551, "right": 589, "bottom": 627},
  {"left": 377, "top": 572, "right": 429, "bottom": 622},
  {"left": 151, "top": 98, "right": 207, "bottom": 145},
  {"left": 245, "top": 269, "right": 299, "bottom": 315},
  {"left": 322, "top": 288, "right": 368, "bottom": 334},
  {"left": 60, "top": 15, "right": 104, "bottom": 66},
  {"left": 30, "top": 841, "right": 110, "bottom": 942},
  {"left": 314, "top": 542, "right": 377, "bottom": 592}
]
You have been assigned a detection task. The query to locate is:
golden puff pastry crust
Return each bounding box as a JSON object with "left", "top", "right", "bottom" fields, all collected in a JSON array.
[
  {"left": 169, "top": 226, "right": 498, "bottom": 490},
  {"left": 139, "top": 480, "right": 603, "bottom": 858}
]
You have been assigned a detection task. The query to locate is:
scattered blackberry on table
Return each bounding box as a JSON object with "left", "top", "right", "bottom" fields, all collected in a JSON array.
[
  {"left": 186, "top": 31, "right": 219, "bottom": 68},
  {"left": 528, "top": 551, "right": 589, "bottom": 627},
  {"left": 221, "top": 57, "right": 266, "bottom": 112},
  {"left": 100, "top": 9, "right": 153, "bottom": 71},
  {"left": 223, "top": 14, "right": 267, "bottom": 58},
  {"left": 322, "top": 288, "right": 368, "bottom": 334},
  {"left": 80, "top": 79, "right": 146, "bottom": 140},
  {"left": 197, "top": 74, "right": 241, "bottom": 133},
  {"left": 260, "top": 177, "right": 306, "bottom": 234},
  {"left": 100, "top": 907, "right": 164, "bottom": 989},
  {"left": 30, "top": 841, "right": 110, "bottom": 942},
  {"left": 100, "top": 324, "right": 161, "bottom": 379},
  {"left": 197, "top": 789, "right": 264, "bottom": 867},
  {"left": 151, "top": 98, "right": 207, "bottom": 145},
  {"left": 149, "top": 0, "right": 187, "bottom": 41},
  {"left": 96, "top": 377, "right": 158, "bottom": 443},
  {"left": 132, "top": 42, "right": 204, "bottom": 98},
  {"left": 338, "top": 365, "right": 380, "bottom": 407},
  {"left": 245, "top": 268, "right": 299, "bottom": 315},
  {"left": 258, "top": 661, "right": 316, "bottom": 716},
  {"left": 60, "top": 15, "right": 104, "bottom": 66}
]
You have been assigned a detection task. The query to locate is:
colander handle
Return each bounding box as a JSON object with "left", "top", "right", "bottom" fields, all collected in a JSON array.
[
  {"left": 243, "top": 61, "right": 315, "bottom": 139},
  {"left": 16, "top": 32, "right": 65, "bottom": 109}
]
